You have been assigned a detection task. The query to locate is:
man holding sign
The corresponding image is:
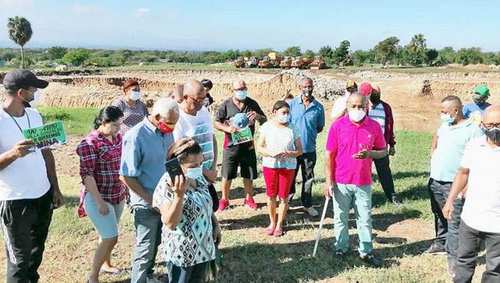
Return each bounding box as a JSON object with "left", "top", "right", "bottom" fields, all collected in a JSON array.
[
  {"left": 0, "top": 70, "right": 64, "bottom": 282},
  {"left": 215, "top": 80, "right": 267, "bottom": 211}
]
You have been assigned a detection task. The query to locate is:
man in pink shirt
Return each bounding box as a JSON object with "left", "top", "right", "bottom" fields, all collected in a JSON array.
[{"left": 325, "top": 93, "right": 387, "bottom": 267}]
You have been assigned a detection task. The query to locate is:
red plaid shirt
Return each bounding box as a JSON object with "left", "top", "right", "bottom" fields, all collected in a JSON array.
[{"left": 76, "top": 130, "right": 127, "bottom": 204}]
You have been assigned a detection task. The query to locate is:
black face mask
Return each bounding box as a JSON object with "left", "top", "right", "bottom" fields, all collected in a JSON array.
[{"left": 482, "top": 126, "right": 500, "bottom": 143}]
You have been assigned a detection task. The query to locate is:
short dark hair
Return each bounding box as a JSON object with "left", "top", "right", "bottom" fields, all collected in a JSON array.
[
  {"left": 176, "top": 142, "right": 202, "bottom": 163},
  {"left": 93, "top": 106, "right": 124, "bottom": 129},
  {"left": 441, "top": 95, "right": 462, "bottom": 105},
  {"left": 272, "top": 100, "right": 290, "bottom": 112},
  {"left": 201, "top": 79, "right": 213, "bottom": 90}
]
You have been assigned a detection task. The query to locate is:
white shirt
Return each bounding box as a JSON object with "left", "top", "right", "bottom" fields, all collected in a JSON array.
[
  {"left": 259, "top": 121, "right": 299, "bottom": 170},
  {"left": 173, "top": 106, "right": 215, "bottom": 170},
  {"left": 0, "top": 108, "right": 50, "bottom": 201},
  {"left": 460, "top": 136, "right": 500, "bottom": 233},
  {"left": 368, "top": 103, "right": 386, "bottom": 134}
]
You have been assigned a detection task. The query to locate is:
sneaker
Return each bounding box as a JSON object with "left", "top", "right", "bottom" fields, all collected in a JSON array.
[
  {"left": 335, "top": 250, "right": 347, "bottom": 257},
  {"left": 425, "top": 243, "right": 446, "bottom": 255},
  {"left": 305, "top": 207, "right": 319, "bottom": 217},
  {"left": 217, "top": 199, "right": 229, "bottom": 212},
  {"left": 244, "top": 197, "right": 257, "bottom": 210},
  {"left": 360, "top": 254, "right": 383, "bottom": 267}
]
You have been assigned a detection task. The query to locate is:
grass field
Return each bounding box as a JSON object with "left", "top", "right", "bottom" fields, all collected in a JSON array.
[{"left": 0, "top": 107, "right": 486, "bottom": 282}]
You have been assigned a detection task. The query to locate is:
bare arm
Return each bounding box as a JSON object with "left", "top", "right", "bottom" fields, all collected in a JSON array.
[
  {"left": 255, "top": 134, "right": 274, "bottom": 157},
  {"left": 431, "top": 134, "right": 438, "bottom": 154},
  {"left": 120, "top": 176, "right": 152, "bottom": 204},
  {"left": 158, "top": 175, "right": 187, "bottom": 229},
  {"left": 324, "top": 150, "right": 336, "bottom": 198},
  {"left": 0, "top": 140, "right": 34, "bottom": 170},
  {"left": 287, "top": 138, "right": 303, "bottom": 158},
  {"left": 368, "top": 148, "right": 389, "bottom": 159},
  {"left": 214, "top": 121, "right": 236, "bottom": 134},
  {"left": 42, "top": 148, "right": 64, "bottom": 208},
  {"left": 443, "top": 167, "right": 469, "bottom": 219}
]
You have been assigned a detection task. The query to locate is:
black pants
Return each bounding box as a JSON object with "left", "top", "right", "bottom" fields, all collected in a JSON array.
[
  {"left": 290, "top": 152, "right": 316, "bottom": 208},
  {"left": 428, "top": 178, "right": 451, "bottom": 248},
  {"left": 0, "top": 189, "right": 54, "bottom": 283},
  {"left": 454, "top": 221, "right": 500, "bottom": 283},
  {"left": 373, "top": 156, "right": 396, "bottom": 201},
  {"left": 168, "top": 261, "right": 211, "bottom": 283}
]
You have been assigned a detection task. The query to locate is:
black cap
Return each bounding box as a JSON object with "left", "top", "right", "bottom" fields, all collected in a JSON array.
[{"left": 2, "top": 69, "right": 49, "bottom": 91}]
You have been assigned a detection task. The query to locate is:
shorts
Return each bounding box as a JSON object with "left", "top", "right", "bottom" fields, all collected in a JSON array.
[
  {"left": 221, "top": 146, "right": 258, "bottom": 180},
  {"left": 263, "top": 167, "right": 295, "bottom": 199},
  {"left": 83, "top": 193, "right": 125, "bottom": 239}
]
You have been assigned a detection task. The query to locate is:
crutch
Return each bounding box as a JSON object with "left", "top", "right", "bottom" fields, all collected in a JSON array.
[{"left": 313, "top": 196, "right": 331, "bottom": 257}]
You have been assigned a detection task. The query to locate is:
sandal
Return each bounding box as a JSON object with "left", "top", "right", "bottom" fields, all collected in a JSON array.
[
  {"left": 273, "top": 228, "right": 284, "bottom": 237},
  {"left": 264, "top": 225, "right": 275, "bottom": 236}
]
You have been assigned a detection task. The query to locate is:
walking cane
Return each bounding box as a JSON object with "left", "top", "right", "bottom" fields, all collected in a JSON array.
[{"left": 313, "top": 196, "right": 331, "bottom": 257}]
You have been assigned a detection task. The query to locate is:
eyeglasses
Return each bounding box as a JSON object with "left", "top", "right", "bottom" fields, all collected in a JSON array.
[
  {"left": 188, "top": 96, "right": 205, "bottom": 104},
  {"left": 482, "top": 123, "right": 500, "bottom": 129}
]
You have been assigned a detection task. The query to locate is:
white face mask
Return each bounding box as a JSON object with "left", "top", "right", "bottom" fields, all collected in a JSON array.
[
  {"left": 29, "top": 90, "right": 43, "bottom": 108},
  {"left": 130, "top": 91, "right": 141, "bottom": 101},
  {"left": 277, "top": 114, "right": 289, "bottom": 124},
  {"left": 348, "top": 109, "right": 366, "bottom": 122}
]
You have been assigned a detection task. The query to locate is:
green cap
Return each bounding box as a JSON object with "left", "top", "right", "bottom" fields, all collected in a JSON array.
[{"left": 473, "top": 85, "right": 490, "bottom": 97}]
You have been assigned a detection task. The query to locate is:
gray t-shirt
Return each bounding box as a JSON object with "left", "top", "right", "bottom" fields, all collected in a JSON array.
[{"left": 111, "top": 97, "right": 148, "bottom": 134}]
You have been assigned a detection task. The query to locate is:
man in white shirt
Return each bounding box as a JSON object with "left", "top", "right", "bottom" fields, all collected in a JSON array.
[
  {"left": 330, "top": 80, "right": 357, "bottom": 120},
  {"left": 0, "top": 70, "right": 64, "bottom": 282},
  {"left": 443, "top": 105, "right": 500, "bottom": 282},
  {"left": 173, "top": 80, "right": 219, "bottom": 211}
]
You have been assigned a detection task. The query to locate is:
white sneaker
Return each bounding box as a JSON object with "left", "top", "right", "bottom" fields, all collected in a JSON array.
[{"left": 305, "top": 207, "right": 319, "bottom": 217}]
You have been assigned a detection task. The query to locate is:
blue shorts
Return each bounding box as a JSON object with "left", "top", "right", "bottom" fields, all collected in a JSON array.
[{"left": 83, "top": 193, "right": 124, "bottom": 239}]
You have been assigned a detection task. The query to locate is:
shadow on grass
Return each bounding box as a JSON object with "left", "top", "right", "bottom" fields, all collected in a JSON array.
[{"left": 218, "top": 237, "right": 432, "bottom": 282}]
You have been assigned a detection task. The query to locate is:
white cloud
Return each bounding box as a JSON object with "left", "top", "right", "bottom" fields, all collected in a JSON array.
[{"left": 136, "top": 8, "right": 150, "bottom": 18}]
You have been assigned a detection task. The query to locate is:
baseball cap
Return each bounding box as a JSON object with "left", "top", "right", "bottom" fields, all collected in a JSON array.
[
  {"left": 3, "top": 69, "right": 49, "bottom": 90},
  {"left": 359, "top": 82, "right": 373, "bottom": 96},
  {"left": 473, "top": 85, "right": 490, "bottom": 97}
]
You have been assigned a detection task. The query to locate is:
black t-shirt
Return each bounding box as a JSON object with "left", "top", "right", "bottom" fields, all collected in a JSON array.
[{"left": 216, "top": 97, "right": 267, "bottom": 149}]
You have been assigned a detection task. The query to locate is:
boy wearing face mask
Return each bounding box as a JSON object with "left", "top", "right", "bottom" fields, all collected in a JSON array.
[
  {"left": 426, "top": 96, "right": 483, "bottom": 274},
  {"left": 112, "top": 79, "right": 149, "bottom": 134},
  {"left": 462, "top": 85, "right": 491, "bottom": 124},
  {"left": 325, "top": 93, "right": 387, "bottom": 267},
  {"left": 256, "top": 101, "right": 303, "bottom": 237}
]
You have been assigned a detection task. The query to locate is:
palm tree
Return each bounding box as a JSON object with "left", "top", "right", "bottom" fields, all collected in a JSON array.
[{"left": 7, "top": 16, "right": 33, "bottom": 68}]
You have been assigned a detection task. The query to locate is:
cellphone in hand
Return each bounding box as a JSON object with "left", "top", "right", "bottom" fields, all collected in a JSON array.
[{"left": 165, "top": 158, "right": 184, "bottom": 179}]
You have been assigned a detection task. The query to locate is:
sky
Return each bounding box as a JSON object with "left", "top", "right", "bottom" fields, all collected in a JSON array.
[{"left": 0, "top": 0, "right": 498, "bottom": 52}]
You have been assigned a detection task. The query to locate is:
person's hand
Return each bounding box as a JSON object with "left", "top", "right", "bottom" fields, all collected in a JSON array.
[
  {"left": 11, "top": 139, "right": 35, "bottom": 158},
  {"left": 172, "top": 175, "right": 187, "bottom": 198},
  {"left": 168, "top": 138, "right": 195, "bottom": 159},
  {"left": 324, "top": 184, "right": 335, "bottom": 198},
  {"left": 389, "top": 146, "right": 396, "bottom": 156},
  {"left": 204, "top": 168, "right": 218, "bottom": 183},
  {"left": 442, "top": 201, "right": 454, "bottom": 220},
  {"left": 97, "top": 200, "right": 109, "bottom": 216},
  {"left": 247, "top": 111, "right": 257, "bottom": 122},
  {"left": 226, "top": 125, "right": 238, "bottom": 134},
  {"left": 52, "top": 189, "right": 64, "bottom": 209},
  {"left": 353, "top": 149, "right": 370, "bottom": 159}
]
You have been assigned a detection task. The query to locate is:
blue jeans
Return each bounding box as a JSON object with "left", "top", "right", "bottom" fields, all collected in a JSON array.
[
  {"left": 131, "top": 206, "right": 163, "bottom": 283},
  {"left": 333, "top": 184, "right": 373, "bottom": 256}
]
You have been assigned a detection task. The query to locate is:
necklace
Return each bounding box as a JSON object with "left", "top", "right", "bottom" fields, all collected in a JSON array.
[{"left": 3, "top": 108, "right": 31, "bottom": 134}]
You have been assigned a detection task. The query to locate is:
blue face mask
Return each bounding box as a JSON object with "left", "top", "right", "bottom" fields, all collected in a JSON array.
[
  {"left": 440, "top": 113, "right": 454, "bottom": 125},
  {"left": 234, "top": 90, "right": 248, "bottom": 101},
  {"left": 185, "top": 166, "right": 207, "bottom": 185}
]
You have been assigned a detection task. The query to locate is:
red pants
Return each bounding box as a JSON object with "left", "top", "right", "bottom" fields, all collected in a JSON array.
[{"left": 263, "top": 167, "right": 295, "bottom": 199}]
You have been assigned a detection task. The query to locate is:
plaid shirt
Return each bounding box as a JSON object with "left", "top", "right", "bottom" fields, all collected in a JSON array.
[{"left": 76, "top": 130, "right": 127, "bottom": 204}]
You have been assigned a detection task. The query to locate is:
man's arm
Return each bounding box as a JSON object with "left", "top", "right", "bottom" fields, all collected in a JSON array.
[
  {"left": 442, "top": 167, "right": 469, "bottom": 219},
  {"left": 42, "top": 148, "right": 64, "bottom": 208},
  {"left": 0, "top": 140, "right": 34, "bottom": 170},
  {"left": 368, "top": 148, "right": 388, "bottom": 159},
  {"left": 431, "top": 134, "right": 438, "bottom": 154}
]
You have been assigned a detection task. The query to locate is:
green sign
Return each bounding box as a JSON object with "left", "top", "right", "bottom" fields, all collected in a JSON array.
[
  {"left": 231, "top": 126, "right": 253, "bottom": 145},
  {"left": 23, "top": 121, "right": 67, "bottom": 149}
]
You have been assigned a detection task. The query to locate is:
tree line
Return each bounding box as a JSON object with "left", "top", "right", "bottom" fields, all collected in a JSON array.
[{"left": 3, "top": 16, "right": 499, "bottom": 69}]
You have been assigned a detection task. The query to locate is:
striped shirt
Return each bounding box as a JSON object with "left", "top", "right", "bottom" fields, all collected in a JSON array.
[{"left": 369, "top": 103, "right": 386, "bottom": 135}]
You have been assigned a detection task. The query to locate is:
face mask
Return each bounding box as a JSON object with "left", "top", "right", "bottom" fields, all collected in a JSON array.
[
  {"left": 235, "top": 90, "right": 247, "bottom": 101},
  {"left": 348, "top": 109, "right": 366, "bottom": 122},
  {"left": 482, "top": 126, "right": 500, "bottom": 143},
  {"left": 20, "top": 89, "right": 42, "bottom": 108},
  {"left": 158, "top": 121, "right": 174, "bottom": 134},
  {"left": 440, "top": 113, "right": 454, "bottom": 125},
  {"left": 185, "top": 166, "right": 204, "bottom": 182},
  {"left": 277, "top": 114, "right": 289, "bottom": 124},
  {"left": 130, "top": 91, "right": 141, "bottom": 101},
  {"left": 473, "top": 96, "right": 487, "bottom": 105}
]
